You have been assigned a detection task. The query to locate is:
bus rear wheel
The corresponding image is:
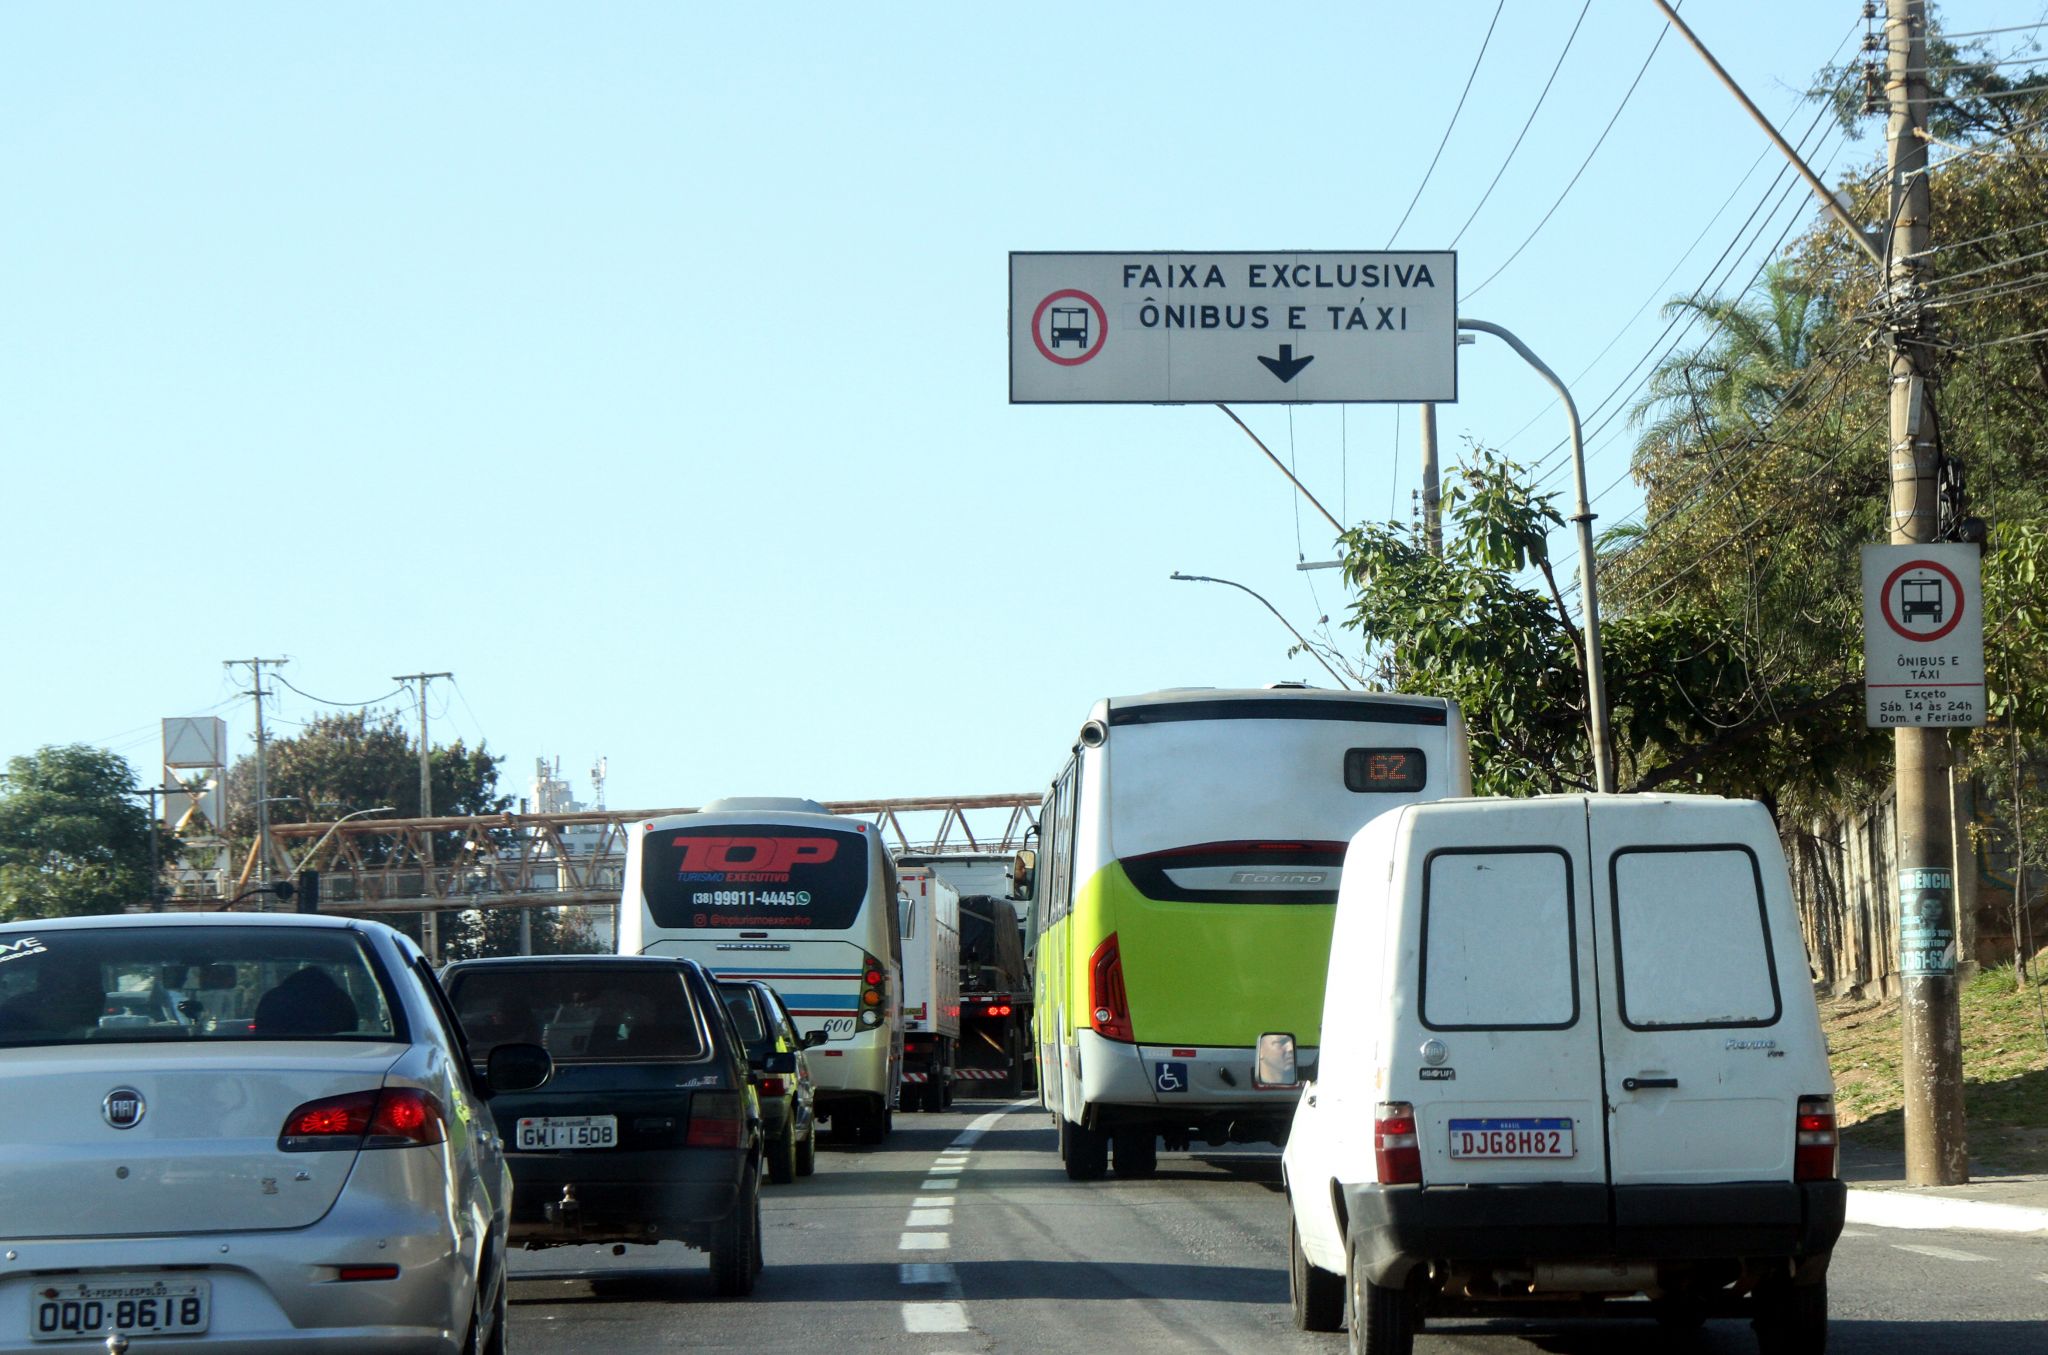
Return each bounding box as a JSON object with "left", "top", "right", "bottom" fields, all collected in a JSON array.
[
  {"left": 1112, "top": 1129, "right": 1157, "bottom": 1178},
  {"left": 1060, "top": 1116, "right": 1108, "bottom": 1181}
]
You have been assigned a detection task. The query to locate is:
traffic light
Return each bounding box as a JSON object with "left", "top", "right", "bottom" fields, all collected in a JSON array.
[{"left": 296, "top": 869, "right": 321, "bottom": 914}]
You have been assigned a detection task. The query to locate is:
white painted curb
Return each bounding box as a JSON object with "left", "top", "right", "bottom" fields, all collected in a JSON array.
[{"left": 1847, "top": 1186, "right": 2048, "bottom": 1234}]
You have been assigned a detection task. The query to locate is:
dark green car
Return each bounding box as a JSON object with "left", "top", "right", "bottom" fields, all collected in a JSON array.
[{"left": 717, "top": 979, "right": 822, "bottom": 1184}]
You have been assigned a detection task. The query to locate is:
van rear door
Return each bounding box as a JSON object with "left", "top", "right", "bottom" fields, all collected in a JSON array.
[
  {"left": 1407, "top": 799, "right": 1607, "bottom": 1189},
  {"left": 1586, "top": 798, "right": 1803, "bottom": 1187}
]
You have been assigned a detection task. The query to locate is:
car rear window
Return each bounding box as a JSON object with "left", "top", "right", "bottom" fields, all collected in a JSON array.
[
  {"left": 1420, "top": 848, "right": 1579, "bottom": 1030},
  {"left": 717, "top": 984, "right": 770, "bottom": 1045},
  {"left": 1610, "top": 846, "right": 1782, "bottom": 1029},
  {"left": 450, "top": 966, "right": 706, "bottom": 1062},
  {"left": 0, "top": 925, "right": 398, "bottom": 1045}
]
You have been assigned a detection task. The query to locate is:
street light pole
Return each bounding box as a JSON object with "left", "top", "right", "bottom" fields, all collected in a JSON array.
[
  {"left": 295, "top": 806, "right": 396, "bottom": 873},
  {"left": 1169, "top": 572, "right": 1352, "bottom": 690},
  {"left": 1457, "top": 318, "right": 1616, "bottom": 794}
]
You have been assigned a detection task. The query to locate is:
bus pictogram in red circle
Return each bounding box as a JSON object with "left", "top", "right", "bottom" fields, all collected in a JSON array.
[
  {"left": 1031, "top": 289, "right": 1107, "bottom": 366},
  {"left": 1881, "top": 558, "right": 1966, "bottom": 642}
]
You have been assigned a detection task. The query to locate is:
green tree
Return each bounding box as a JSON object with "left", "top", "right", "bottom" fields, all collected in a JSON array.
[
  {"left": 441, "top": 906, "right": 608, "bottom": 962},
  {"left": 224, "top": 710, "right": 509, "bottom": 866},
  {"left": 1337, "top": 450, "right": 1879, "bottom": 813},
  {"left": 0, "top": 745, "right": 171, "bottom": 921}
]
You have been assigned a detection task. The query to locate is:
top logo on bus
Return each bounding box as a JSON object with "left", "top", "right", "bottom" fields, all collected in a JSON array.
[{"left": 670, "top": 835, "right": 840, "bottom": 884}]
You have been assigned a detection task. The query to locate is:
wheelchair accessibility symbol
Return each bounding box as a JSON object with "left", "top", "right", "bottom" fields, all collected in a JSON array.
[{"left": 1154, "top": 1061, "right": 1189, "bottom": 1094}]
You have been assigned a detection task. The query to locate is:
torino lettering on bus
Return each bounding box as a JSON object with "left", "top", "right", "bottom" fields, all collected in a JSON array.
[{"left": 643, "top": 828, "right": 868, "bottom": 931}]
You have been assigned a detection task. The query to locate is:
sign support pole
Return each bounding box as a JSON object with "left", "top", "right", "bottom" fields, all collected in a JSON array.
[{"left": 1885, "top": 0, "right": 1967, "bottom": 1187}]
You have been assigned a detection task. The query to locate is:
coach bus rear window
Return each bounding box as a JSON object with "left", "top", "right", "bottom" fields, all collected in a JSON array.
[{"left": 642, "top": 827, "right": 869, "bottom": 931}]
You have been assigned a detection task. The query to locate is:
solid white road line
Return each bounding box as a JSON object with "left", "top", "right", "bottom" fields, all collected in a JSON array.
[{"left": 1891, "top": 1243, "right": 1993, "bottom": 1263}]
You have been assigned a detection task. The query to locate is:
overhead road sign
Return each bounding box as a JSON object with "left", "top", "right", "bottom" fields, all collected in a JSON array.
[
  {"left": 1009, "top": 251, "right": 1457, "bottom": 405},
  {"left": 1862, "top": 543, "right": 1985, "bottom": 728}
]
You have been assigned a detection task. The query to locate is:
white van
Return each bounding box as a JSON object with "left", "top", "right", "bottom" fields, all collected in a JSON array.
[{"left": 1276, "top": 795, "right": 1843, "bottom": 1355}]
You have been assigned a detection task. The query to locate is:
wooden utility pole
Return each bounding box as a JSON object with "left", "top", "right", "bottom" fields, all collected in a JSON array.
[
  {"left": 1886, "top": 0, "right": 1968, "bottom": 1186},
  {"left": 224, "top": 657, "right": 288, "bottom": 883},
  {"left": 394, "top": 670, "right": 453, "bottom": 960}
]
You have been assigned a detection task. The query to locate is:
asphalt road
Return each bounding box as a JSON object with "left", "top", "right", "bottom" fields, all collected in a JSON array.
[{"left": 505, "top": 1098, "right": 2046, "bottom": 1354}]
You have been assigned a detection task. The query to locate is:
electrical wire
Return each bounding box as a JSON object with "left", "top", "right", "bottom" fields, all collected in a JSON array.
[
  {"left": 1385, "top": 0, "right": 1506, "bottom": 248},
  {"left": 1450, "top": 0, "right": 1595, "bottom": 249},
  {"left": 271, "top": 674, "right": 406, "bottom": 709},
  {"left": 1948, "top": 322, "right": 2048, "bottom": 350},
  {"left": 1935, "top": 22, "right": 2048, "bottom": 41},
  {"left": 1462, "top": 13, "right": 1674, "bottom": 302}
]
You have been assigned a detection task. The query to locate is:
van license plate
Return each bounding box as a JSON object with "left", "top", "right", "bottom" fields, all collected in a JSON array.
[
  {"left": 517, "top": 1115, "right": 619, "bottom": 1149},
  {"left": 31, "top": 1277, "right": 209, "bottom": 1340},
  {"left": 1447, "top": 1118, "right": 1575, "bottom": 1159}
]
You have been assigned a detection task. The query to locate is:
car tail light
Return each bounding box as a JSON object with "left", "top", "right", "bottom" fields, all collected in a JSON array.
[
  {"left": 1089, "top": 934, "right": 1132, "bottom": 1042},
  {"left": 686, "top": 1091, "right": 744, "bottom": 1148},
  {"left": 1374, "top": 1101, "right": 1422, "bottom": 1185},
  {"left": 757, "top": 1076, "right": 786, "bottom": 1098},
  {"left": 1794, "top": 1095, "right": 1837, "bottom": 1181},
  {"left": 280, "top": 1088, "right": 445, "bottom": 1152}
]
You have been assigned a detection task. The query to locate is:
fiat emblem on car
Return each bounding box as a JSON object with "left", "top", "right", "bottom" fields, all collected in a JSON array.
[
  {"left": 1420, "top": 1039, "right": 1448, "bottom": 1067},
  {"left": 103, "top": 1087, "right": 146, "bottom": 1129}
]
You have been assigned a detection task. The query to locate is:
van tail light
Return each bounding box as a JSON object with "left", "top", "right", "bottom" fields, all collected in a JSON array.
[
  {"left": 1089, "top": 934, "right": 1132, "bottom": 1042},
  {"left": 1374, "top": 1101, "right": 1422, "bottom": 1185},
  {"left": 686, "top": 1091, "right": 744, "bottom": 1148},
  {"left": 280, "top": 1088, "right": 445, "bottom": 1152},
  {"left": 1794, "top": 1095, "right": 1838, "bottom": 1181}
]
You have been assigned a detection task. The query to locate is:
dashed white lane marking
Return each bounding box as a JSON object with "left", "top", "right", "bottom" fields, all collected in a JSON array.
[
  {"left": 894, "top": 1106, "right": 1018, "bottom": 1332},
  {"left": 1892, "top": 1243, "right": 1993, "bottom": 1263},
  {"left": 902, "top": 1301, "right": 970, "bottom": 1333}
]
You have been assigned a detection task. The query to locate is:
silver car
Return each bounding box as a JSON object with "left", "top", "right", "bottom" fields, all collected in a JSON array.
[{"left": 0, "top": 912, "right": 546, "bottom": 1354}]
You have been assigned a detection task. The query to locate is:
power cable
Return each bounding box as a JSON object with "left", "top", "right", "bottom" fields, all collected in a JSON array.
[
  {"left": 271, "top": 674, "right": 406, "bottom": 709},
  {"left": 1385, "top": 0, "right": 1506, "bottom": 248},
  {"left": 1462, "top": 13, "right": 1675, "bottom": 302},
  {"left": 1450, "top": 0, "right": 1595, "bottom": 249}
]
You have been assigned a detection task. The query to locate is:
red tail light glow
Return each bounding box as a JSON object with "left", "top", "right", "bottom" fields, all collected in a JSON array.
[
  {"left": 757, "top": 1076, "right": 786, "bottom": 1098},
  {"left": 1794, "top": 1095, "right": 1837, "bottom": 1182},
  {"left": 1374, "top": 1101, "right": 1422, "bottom": 1185},
  {"left": 1089, "top": 933, "right": 1132, "bottom": 1042},
  {"left": 280, "top": 1088, "right": 445, "bottom": 1152},
  {"left": 686, "top": 1091, "right": 744, "bottom": 1148},
  {"left": 335, "top": 1266, "right": 401, "bottom": 1282}
]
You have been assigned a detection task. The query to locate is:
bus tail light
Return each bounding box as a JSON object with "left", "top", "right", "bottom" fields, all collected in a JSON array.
[
  {"left": 858, "top": 953, "right": 887, "bottom": 1028},
  {"left": 1794, "top": 1095, "right": 1838, "bottom": 1181},
  {"left": 1090, "top": 934, "right": 1132, "bottom": 1042},
  {"left": 1374, "top": 1101, "right": 1421, "bottom": 1185},
  {"left": 686, "top": 1091, "right": 744, "bottom": 1148}
]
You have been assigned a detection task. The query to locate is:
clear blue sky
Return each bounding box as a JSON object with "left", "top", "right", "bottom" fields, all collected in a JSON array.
[{"left": 3, "top": 3, "right": 2032, "bottom": 814}]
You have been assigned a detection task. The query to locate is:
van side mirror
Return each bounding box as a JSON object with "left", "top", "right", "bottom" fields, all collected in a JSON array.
[
  {"left": 1011, "top": 848, "right": 1038, "bottom": 901},
  {"left": 485, "top": 1041, "right": 554, "bottom": 1095},
  {"left": 1253, "top": 1032, "right": 1301, "bottom": 1090}
]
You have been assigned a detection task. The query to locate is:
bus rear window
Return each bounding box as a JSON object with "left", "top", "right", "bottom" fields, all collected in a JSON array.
[{"left": 641, "top": 826, "right": 870, "bottom": 931}]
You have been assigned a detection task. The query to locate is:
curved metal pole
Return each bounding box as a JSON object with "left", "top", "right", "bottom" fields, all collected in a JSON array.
[
  {"left": 296, "top": 806, "right": 396, "bottom": 872},
  {"left": 1169, "top": 572, "right": 1352, "bottom": 690},
  {"left": 1457, "top": 318, "right": 1616, "bottom": 793}
]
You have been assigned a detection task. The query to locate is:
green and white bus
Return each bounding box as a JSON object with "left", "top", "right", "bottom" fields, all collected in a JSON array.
[{"left": 1017, "top": 687, "right": 1469, "bottom": 1181}]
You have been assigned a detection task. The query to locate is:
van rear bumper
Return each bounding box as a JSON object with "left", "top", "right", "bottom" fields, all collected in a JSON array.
[{"left": 1343, "top": 1180, "right": 1847, "bottom": 1287}]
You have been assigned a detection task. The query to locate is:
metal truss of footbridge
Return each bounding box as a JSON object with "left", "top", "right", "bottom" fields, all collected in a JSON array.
[{"left": 194, "top": 794, "right": 1040, "bottom": 918}]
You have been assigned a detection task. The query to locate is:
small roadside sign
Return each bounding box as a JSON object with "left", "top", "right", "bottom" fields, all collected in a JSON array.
[
  {"left": 1861, "top": 543, "right": 1985, "bottom": 728},
  {"left": 1009, "top": 251, "right": 1457, "bottom": 405}
]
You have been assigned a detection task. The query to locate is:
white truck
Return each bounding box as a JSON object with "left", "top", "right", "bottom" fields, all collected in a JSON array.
[{"left": 896, "top": 866, "right": 961, "bottom": 1112}]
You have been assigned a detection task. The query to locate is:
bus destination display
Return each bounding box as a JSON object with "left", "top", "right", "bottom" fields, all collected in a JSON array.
[{"left": 1344, "top": 747, "right": 1427, "bottom": 793}]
